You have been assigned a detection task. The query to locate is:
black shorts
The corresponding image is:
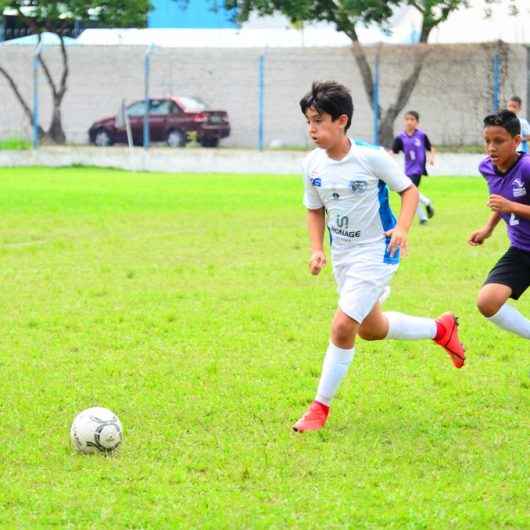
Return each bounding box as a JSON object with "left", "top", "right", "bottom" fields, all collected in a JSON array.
[
  {"left": 408, "top": 174, "right": 423, "bottom": 187},
  {"left": 484, "top": 246, "right": 530, "bottom": 300}
]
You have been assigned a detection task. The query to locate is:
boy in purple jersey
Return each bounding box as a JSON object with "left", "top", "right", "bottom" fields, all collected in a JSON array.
[
  {"left": 469, "top": 110, "right": 530, "bottom": 340},
  {"left": 392, "top": 111, "right": 435, "bottom": 225}
]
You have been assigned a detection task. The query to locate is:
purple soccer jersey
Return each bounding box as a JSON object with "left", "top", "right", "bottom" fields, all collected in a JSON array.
[
  {"left": 479, "top": 153, "right": 530, "bottom": 252},
  {"left": 393, "top": 129, "right": 431, "bottom": 177}
]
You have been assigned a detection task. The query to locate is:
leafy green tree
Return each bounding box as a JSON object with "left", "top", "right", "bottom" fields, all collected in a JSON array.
[
  {"left": 222, "top": 0, "right": 515, "bottom": 145},
  {"left": 0, "top": 1, "right": 151, "bottom": 144}
]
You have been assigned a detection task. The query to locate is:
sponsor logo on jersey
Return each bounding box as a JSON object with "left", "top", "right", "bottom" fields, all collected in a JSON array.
[
  {"left": 311, "top": 177, "right": 322, "bottom": 187},
  {"left": 336, "top": 214, "right": 348, "bottom": 228},
  {"left": 330, "top": 226, "right": 361, "bottom": 238},
  {"left": 512, "top": 178, "right": 526, "bottom": 197},
  {"left": 331, "top": 215, "right": 360, "bottom": 238},
  {"left": 350, "top": 180, "right": 368, "bottom": 193}
]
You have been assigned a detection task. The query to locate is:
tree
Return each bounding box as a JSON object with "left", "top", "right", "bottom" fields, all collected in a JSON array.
[
  {"left": 221, "top": 0, "right": 513, "bottom": 145},
  {"left": 0, "top": 1, "right": 151, "bottom": 144}
]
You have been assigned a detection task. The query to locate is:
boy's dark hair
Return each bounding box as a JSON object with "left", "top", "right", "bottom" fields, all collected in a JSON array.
[
  {"left": 405, "top": 110, "right": 420, "bottom": 121},
  {"left": 509, "top": 95, "right": 522, "bottom": 106},
  {"left": 483, "top": 110, "right": 521, "bottom": 136},
  {"left": 300, "top": 81, "right": 353, "bottom": 131}
]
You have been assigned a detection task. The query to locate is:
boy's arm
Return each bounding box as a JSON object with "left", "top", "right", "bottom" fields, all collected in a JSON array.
[
  {"left": 391, "top": 137, "right": 403, "bottom": 155},
  {"left": 468, "top": 211, "right": 501, "bottom": 246},
  {"left": 487, "top": 194, "right": 530, "bottom": 220},
  {"left": 425, "top": 135, "right": 435, "bottom": 166},
  {"left": 427, "top": 147, "right": 436, "bottom": 166},
  {"left": 364, "top": 147, "right": 418, "bottom": 256},
  {"left": 307, "top": 208, "right": 327, "bottom": 275},
  {"left": 387, "top": 185, "right": 419, "bottom": 257}
]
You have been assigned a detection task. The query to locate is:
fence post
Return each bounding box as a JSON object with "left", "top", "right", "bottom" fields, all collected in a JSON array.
[
  {"left": 258, "top": 52, "right": 266, "bottom": 151},
  {"left": 32, "top": 40, "right": 44, "bottom": 150},
  {"left": 492, "top": 52, "right": 501, "bottom": 112},
  {"left": 372, "top": 47, "right": 381, "bottom": 145},
  {"left": 144, "top": 43, "right": 154, "bottom": 151}
]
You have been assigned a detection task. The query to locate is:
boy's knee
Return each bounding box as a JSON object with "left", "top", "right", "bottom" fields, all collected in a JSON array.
[
  {"left": 476, "top": 294, "right": 502, "bottom": 318},
  {"left": 358, "top": 327, "right": 386, "bottom": 341},
  {"left": 331, "top": 314, "right": 356, "bottom": 343}
]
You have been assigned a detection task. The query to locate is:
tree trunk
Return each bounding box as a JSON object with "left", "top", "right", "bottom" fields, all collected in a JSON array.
[
  {"left": 45, "top": 100, "right": 66, "bottom": 144},
  {"left": 0, "top": 65, "right": 45, "bottom": 140},
  {"left": 0, "top": 31, "right": 69, "bottom": 145},
  {"left": 344, "top": 19, "right": 433, "bottom": 146},
  {"left": 379, "top": 45, "right": 430, "bottom": 147},
  {"left": 38, "top": 34, "right": 69, "bottom": 145}
]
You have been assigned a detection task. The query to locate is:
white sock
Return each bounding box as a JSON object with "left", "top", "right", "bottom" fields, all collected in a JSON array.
[
  {"left": 487, "top": 304, "right": 530, "bottom": 339},
  {"left": 416, "top": 204, "right": 428, "bottom": 221},
  {"left": 315, "top": 342, "right": 355, "bottom": 406},
  {"left": 384, "top": 311, "right": 437, "bottom": 340},
  {"left": 419, "top": 193, "right": 431, "bottom": 206}
]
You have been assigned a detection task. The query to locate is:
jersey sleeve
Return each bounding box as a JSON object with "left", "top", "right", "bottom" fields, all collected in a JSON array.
[
  {"left": 364, "top": 147, "right": 412, "bottom": 192},
  {"left": 302, "top": 156, "right": 324, "bottom": 209},
  {"left": 391, "top": 137, "right": 403, "bottom": 154},
  {"left": 424, "top": 134, "right": 432, "bottom": 151}
]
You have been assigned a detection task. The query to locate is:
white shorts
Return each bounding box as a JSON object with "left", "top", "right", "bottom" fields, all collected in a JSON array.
[{"left": 333, "top": 244, "right": 399, "bottom": 324}]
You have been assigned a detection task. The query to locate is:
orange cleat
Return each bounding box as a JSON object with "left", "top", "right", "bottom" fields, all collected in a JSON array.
[
  {"left": 434, "top": 312, "right": 466, "bottom": 368},
  {"left": 292, "top": 401, "right": 329, "bottom": 433}
]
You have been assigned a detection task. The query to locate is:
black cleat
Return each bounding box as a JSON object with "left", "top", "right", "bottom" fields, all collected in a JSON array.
[{"left": 426, "top": 204, "right": 435, "bottom": 219}]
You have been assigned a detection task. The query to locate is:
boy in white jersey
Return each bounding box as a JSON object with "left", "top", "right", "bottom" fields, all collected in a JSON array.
[{"left": 293, "top": 81, "right": 465, "bottom": 433}]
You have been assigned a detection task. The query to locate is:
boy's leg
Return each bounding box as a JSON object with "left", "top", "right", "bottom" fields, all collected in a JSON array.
[
  {"left": 358, "top": 304, "right": 465, "bottom": 368},
  {"left": 416, "top": 203, "right": 428, "bottom": 224},
  {"left": 410, "top": 175, "right": 430, "bottom": 224},
  {"left": 293, "top": 309, "right": 358, "bottom": 432},
  {"left": 478, "top": 247, "right": 530, "bottom": 339},
  {"left": 419, "top": 192, "right": 434, "bottom": 218},
  {"left": 477, "top": 283, "right": 530, "bottom": 339}
]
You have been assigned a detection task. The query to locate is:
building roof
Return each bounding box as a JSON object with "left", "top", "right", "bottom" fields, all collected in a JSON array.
[{"left": 2, "top": 32, "right": 78, "bottom": 46}]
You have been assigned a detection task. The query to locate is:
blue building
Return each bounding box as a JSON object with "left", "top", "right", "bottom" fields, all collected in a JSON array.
[{"left": 148, "top": 0, "right": 238, "bottom": 29}]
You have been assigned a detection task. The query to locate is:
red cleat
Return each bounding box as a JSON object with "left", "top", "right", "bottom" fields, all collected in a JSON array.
[
  {"left": 434, "top": 312, "right": 465, "bottom": 368},
  {"left": 292, "top": 401, "right": 329, "bottom": 432}
]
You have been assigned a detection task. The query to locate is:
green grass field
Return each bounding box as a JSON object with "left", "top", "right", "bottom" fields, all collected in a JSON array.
[{"left": 0, "top": 167, "right": 528, "bottom": 529}]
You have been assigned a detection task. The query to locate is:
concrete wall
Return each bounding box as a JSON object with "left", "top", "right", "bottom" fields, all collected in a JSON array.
[{"left": 0, "top": 42, "right": 526, "bottom": 148}]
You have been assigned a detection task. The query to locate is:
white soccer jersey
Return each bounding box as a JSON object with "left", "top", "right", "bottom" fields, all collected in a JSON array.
[
  {"left": 517, "top": 117, "right": 530, "bottom": 153},
  {"left": 302, "top": 139, "right": 412, "bottom": 264}
]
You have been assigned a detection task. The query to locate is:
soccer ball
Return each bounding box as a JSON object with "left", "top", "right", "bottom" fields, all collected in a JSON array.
[{"left": 70, "top": 407, "right": 123, "bottom": 454}]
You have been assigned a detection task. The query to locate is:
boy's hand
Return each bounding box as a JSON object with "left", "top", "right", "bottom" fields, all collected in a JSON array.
[
  {"left": 487, "top": 194, "right": 513, "bottom": 214},
  {"left": 309, "top": 250, "right": 326, "bottom": 275},
  {"left": 385, "top": 225, "right": 408, "bottom": 257},
  {"left": 468, "top": 227, "right": 492, "bottom": 246}
]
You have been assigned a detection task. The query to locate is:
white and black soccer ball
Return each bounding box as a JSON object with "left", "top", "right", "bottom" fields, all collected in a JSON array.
[{"left": 70, "top": 407, "right": 123, "bottom": 454}]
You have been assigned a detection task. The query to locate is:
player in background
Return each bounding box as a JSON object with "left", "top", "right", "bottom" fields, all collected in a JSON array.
[
  {"left": 293, "top": 81, "right": 465, "bottom": 433},
  {"left": 469, "top": 110, "right": 530, "bottom": 340},
  {"left": 507, "top": 96, "right": 530, "bottom": 153},
  {"left": 392, "top": 111, "right": 435, "bottom": 225}
]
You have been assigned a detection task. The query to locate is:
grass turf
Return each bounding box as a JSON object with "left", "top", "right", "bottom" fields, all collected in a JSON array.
[{"left": 0, "top": 167, "right": 528, "bottom": 529}]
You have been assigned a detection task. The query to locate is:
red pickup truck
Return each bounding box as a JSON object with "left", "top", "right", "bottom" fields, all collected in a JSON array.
[{"left": 88, "top": 96, "right": 230, "bottom": 148}]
